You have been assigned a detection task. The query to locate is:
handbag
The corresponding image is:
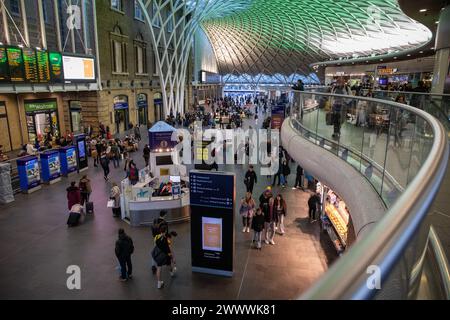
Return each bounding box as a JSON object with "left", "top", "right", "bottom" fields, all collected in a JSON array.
[{"left": 107, "top": 199, "right": 115, "bottom": 208}]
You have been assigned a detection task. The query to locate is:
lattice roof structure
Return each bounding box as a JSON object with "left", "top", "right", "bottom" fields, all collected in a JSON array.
[{"left": 201, "top": 0, "right": 432, "bottom": 75}]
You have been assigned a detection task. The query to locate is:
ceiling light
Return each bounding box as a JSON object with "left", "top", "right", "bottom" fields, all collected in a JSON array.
[
  {"left": 419, "top": 51, "right": 423, "bottom": 53},
  {"left": 435, "top": 21, "right": 439, "bottom": 24},
  {"left": 419, "top": 9, "right": 427, "bottom": 12},
  {"left": 430, "top": 47, "right": 435, "bottom": 50},
  {"left": 366, "top": 61, "right": 369, "bottom": 63},
  {"left": 380, "top": 59, "right": 383, "bottom": 61},
  {"left": 407, "top": 54, "right": 411, "bottom": 56},
  {"left": 393, "top": 57, "right": 397, "bottom": 59}
]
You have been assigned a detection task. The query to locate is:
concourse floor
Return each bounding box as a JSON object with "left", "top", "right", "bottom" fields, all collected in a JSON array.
[{"left": 0, "top": 114, "right": 336, "bottom": 300}]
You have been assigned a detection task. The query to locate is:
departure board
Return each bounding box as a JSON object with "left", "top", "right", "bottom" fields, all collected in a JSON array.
[
  {"left": 0, "top": 47, "right": 9, "bottom": 82},
  {"left": 6, "top": 47, "right": 25, "bottom": 82},
  {"left": 23, "top": 47, "right": 39, "bottom": 82},
  {"left": 49, "top": 52, "right": 63, "bottom": 82},
  {"left": 36, "top": 50, "right": 50, "bottom": 82}
]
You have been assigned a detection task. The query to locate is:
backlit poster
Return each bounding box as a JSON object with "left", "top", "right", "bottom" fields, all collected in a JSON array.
[
  {"left": 202, "top": 217, "right": 222, "bottom": 252},
  {"left": 49, "top": 52, "right": 63, "bottom": 82}
]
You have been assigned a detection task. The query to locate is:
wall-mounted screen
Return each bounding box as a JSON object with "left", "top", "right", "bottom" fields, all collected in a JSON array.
[
  {"left": 156, "top": 155, "right": 173, "bottom": 166},
  {"left": 62, "top": 55, "right": 95, "bottom": 81},
  {"left": 7, "top": 47, "right": 25, "bottom": 82}
]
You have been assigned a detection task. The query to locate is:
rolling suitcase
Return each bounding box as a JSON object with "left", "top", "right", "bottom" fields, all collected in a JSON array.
[
  {"left": 67, "top": 212, "right": 81, "bottom": 227},
  {"left": 86, "top": 202, "right": 94, "bottom": 214}
]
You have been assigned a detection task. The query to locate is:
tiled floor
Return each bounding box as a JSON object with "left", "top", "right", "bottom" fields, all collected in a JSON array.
[{"left": 0, "top": 112, "right": 337, "bottom": 300}]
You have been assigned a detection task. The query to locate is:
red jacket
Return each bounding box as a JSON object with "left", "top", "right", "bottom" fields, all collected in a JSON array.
[{"left": 67, "top": 186, "right": 81, "bottom": 210}]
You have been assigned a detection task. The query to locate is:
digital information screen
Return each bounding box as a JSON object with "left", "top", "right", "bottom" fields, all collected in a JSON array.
[
  {"left": 36, "top": 50, "right": 50, "bottom": 82},
  {"left": 190, "top": 171, "right": 235, "bottom": 276},
  {"left": 7, "top": 47, "right": 25, "bottom": 82},
  {"left": 63, "top": 55, "right": 95, "bottom": 81},
  {"left": 0, "top": 47, "right": 9, "bottom": 81},
  {"left": 23, "top": 47, "right": 38, "bottom": 82}
]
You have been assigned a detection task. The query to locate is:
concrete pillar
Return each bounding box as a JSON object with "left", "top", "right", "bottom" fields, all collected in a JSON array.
[{"left": 431, "top": 6, "right": 450, "bottom": 94}]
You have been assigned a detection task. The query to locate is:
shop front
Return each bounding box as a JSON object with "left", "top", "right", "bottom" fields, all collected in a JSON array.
[
  {"left": 316, "top": 182, "right": 356, "bottom": 255},
  {"left": 24, "top": 99, "right": 60, "bottom": 143},
  {"left": 113, "top": 95, "right": 129, "bottom": 134},
  {"left": 137, "top": 93, "right": 148, "bottom": 126}
]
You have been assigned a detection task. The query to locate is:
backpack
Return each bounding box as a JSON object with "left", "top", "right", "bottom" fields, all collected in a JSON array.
[{"left": 129, "top": 167, "right": 138, "bottom": 181}]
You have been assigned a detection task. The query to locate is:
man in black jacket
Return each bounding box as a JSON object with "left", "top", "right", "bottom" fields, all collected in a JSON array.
[
  {"left": 308, "top": 193, "right": 321, "bottom": 223},
  {"left": 294, "top": 164, "right": 304, "bottom": 190},
  {"left": 115, "top": 228, "right": 134, "bottom": 281},
  {"left": 244, "top": 165, "right": 257, "bottom": 193}
]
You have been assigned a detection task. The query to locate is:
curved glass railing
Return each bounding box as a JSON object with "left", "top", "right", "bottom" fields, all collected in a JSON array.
[
  {"left": 372, "top": 90, "right": 450, "bottom": 135},
  {"left": 287, "top": 91, "right": 449, "bottom": 299}
]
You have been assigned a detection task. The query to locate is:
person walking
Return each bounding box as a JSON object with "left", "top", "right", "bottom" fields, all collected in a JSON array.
[
  {"left": 123, "top": 151, "right": 130, "bottom": 173},
  {"left": 100, "top": 151, "right": 110, "bottom": 181},
  {"left": 143, "top": 144, "right": 150, "bottom": 167},
  {"left": 273, "top": 194, "right": 287, "bottom": 235},
  {"left": 110, "top": 142, "right": 120, "bottom": 169},
  {"left": 152, "top": 224, "right": 176, "bottom": 289},
  {"left": 134, "top": 124, "right": 141, "bottom": 141},
  {"left": 244, "top": 165, "right": 257, "bottom": 193},
  {"left": 115, "top": 228, "right": 134, "bottom": 282},
  {"left": 127, "top": 161, "right": 139, "bottom": 185},
  {"left": 280, "top": 159, "right": 290, "bottom": 188},
  {"left": 259, "top": 187, "right": 275, "bottom": 245},
  {"left": 272, "top": 161, "right": 282, "bottom": 187},
  {"left": 308, "top": 192, "right": 321, "bottom": 223},
  {"left": 251, "top": 207, "right": 265, "bottom": 250},
  {"left": 110, "top": 182, "right": 121, "bottom": 218},
  {"left": 293, "top": 164, "right": 304, "bottom": 190},
  {"left": 78, "top": 175, "right": 92, "bottom": 205},
  {"left": 66, "top": 181, "right": 81, "bottom": 210},
  {"left": 239, "top": 192, "right": 256, "bottom": 233}
]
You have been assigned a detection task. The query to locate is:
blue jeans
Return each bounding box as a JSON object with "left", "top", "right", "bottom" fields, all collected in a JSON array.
[
  {"left": 112, "top": 156, "right": 120, "bottom": 168},
  {"left": 280, "top": 175, "right": 286, "bottom": 185}
]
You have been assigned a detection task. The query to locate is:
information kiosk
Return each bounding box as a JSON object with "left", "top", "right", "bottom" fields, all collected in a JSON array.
[
  {"left": 40, "top": 149, "right": 61, "bottom": 184},
  {"left": 190, "top": 170, "right": 236, "bottom": 277},
  {"left": 17, "top": 156, "right": 41, "bottom": 193}
]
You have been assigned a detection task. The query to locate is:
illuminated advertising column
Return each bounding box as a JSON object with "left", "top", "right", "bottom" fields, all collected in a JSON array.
[
  {"left": 190, "top": 170, "right": 235, "bottom": 277},
  {"left": 40, "top": 150, "right": 61, "bottom": 184},
  {"left": 271, "top": 104, "right": 286, "bottom": 129},
  {"left": 16, "top": 156, "right": 41, "bottom": 193},
  {"left": 59, "top": 146, "right": 78, "bottom": 176},
  {"left": 74, "top": 134, "right": 88, "bottom": 172}
]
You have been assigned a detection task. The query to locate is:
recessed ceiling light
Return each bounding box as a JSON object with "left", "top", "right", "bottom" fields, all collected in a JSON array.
[{"left": 419, "top": 9, "right": 427, "bottom": 12}]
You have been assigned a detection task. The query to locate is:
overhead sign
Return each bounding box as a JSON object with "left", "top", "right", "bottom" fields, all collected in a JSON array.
[
  {"left": 378, "top": 68, "right": 397, "bottom": 75},
  {"left": 0, "top": 47, "right": 8, "bottom": 81},
  {"left": 190, "top": 171, "right": 234, "bottom": 209},
  {"left": 62, "top": 55, "right": 95, "bottom": 81},
  {"left": 49, "top": 52, "right": 63, "bottom": 82},
  {"left": 7, "top": 47, "right": 25, "bottom": 82}
]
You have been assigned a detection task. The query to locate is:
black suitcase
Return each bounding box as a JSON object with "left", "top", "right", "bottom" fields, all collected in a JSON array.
[
  {"left": 86, "top": 202, "right": 94, "bottom": 214},
  {"left": 67, "top": 212, "right": 81, "bottom": 227}
]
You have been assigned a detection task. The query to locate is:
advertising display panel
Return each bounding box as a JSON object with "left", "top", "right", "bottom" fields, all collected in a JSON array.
[
  {"left": 17, "top": 156, "right": 41, "bottom": 193},
  {"left": 190, "top": 170, "right": 235, "bottom": 277},
  {"left": 62, "top": 55, "right": 95, "bottom": 81},
  {"left": 40, "top": 150, "right": 61, "bottom": 184},
  {"left": 74, "top": 134, "right": 88, "bottom": 172},
  {"left": 59, "top": 146, "right": 77, "bottom": 176}
]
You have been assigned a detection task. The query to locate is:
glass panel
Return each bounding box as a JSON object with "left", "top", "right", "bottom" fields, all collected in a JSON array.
[{"left": 71, "top": 110, "right": 81, "bottom": 134}]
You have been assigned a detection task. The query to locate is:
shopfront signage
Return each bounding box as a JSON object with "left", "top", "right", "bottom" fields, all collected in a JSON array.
[
  {"left": 137, "top": 93, "right": 148, "bottom": 108},
  {"left": 24, "top": 100, "right": 57, "bottom": 114},
  {"left": 378, "top": 68, "right": 397, "bottom": 75}
]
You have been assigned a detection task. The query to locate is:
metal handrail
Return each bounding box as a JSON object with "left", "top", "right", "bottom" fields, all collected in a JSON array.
[
  {"left": 373, "top": 89, "right": 450, "bottom": 98},
  {"left": 289, "top": 91, "right": 449, "bottom": 299}
]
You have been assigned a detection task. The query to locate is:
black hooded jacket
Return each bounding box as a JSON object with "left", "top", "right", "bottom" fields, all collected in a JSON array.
[{"left": 115, "top": 233, "right": 134, "bottom": 259}]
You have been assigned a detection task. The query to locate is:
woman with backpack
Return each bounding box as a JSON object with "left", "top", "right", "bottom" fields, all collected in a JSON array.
[
  {"left": 152, "top": 224, "right": 176, "bottom": 289},
  {"left": 127, "top": 160, "right": 139, "bottom": 185},
  {"left": 239, "top": 192, "right": 256, "bottom": 233},
  {"left": 78, "top": 175, "right": 92, "bottom": 205}
]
